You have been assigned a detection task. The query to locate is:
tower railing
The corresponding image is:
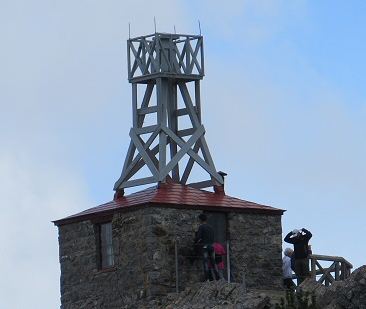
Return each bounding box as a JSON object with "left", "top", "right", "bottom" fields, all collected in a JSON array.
[{"left": 127, "top": 33, "right": 204, "bottom": 82}]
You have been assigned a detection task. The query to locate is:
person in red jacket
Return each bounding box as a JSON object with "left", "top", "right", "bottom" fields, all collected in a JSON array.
[{"left": 208, "top": 242, "right": 226, "bottom": 280}]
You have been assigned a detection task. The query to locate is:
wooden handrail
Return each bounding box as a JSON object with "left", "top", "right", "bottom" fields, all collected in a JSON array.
[
  {"left": 308, "top": 254, "right": 353, "bottom": 285},
  {"left": 310, "top": 254, "right": 353, "bottom": 266}
]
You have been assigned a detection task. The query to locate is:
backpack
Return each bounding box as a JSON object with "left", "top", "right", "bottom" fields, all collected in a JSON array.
[
  {"left": 215, "top": 254, "right": 223, "bottom": 264},
  {"left": 290, "top": 252, "right": 295, "bottom": 271}
]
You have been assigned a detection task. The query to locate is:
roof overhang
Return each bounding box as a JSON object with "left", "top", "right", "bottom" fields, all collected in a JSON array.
[{"left": 53, "top": 182, "right": 285, "bottom": 227}]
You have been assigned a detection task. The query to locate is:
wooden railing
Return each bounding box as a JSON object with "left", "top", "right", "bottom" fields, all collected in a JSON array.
[{"left": 309, "top": 254, "right": 353, "bottom": 286}]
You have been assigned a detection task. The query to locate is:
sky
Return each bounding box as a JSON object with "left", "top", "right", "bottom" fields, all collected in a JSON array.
[{"left": 1, "top": 1, "right": 365, "bottom": 308}]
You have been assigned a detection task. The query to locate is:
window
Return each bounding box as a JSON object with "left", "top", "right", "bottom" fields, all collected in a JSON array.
[
  {"left": 205, "top": 212, "right": 227, "bottom": 244},
  {"left": 98, "top": 222, "right": 114, "bottom": 269}
]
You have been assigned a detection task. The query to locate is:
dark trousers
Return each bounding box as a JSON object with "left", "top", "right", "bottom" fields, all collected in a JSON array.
[
  {"left": 284, "top": 278, "right": 295, "bottom": 289},
  {"left": 294, "top": 257, "right": 310, "bottom": 285},
  {"left": 203, "top": 244, "right": 220, "bottom": 281}
]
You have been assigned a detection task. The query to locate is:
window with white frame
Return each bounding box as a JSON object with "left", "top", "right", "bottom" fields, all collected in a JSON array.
[{"left": 98, "top": 222, "right": 114, "bottom": 269}]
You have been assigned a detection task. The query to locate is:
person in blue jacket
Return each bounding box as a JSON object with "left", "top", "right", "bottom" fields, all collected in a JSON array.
[{"left": 194, "top": 214, "right": 221, "bottom": 281}]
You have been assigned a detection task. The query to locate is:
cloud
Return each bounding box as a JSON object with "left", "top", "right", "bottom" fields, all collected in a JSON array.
[
  {"left": 195, "top": 17, "right": 366, "bottom": 269},
  {"left": 0, "top": 148, "right": 91, "bottom": 308},
  {"left": 0, "top": 2, "right": 196, "bottom": 307},
  {"left": 186, "top": 0, "right": 308, "bottom": 45}
]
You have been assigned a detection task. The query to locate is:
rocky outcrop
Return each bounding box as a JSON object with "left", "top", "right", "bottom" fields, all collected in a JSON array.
[
  {"left": 300, "top": 265, "right": 366, "bottom": 309},
  {"left": 134, "top": 281, "right": 284, "bottom": 309},
  {"left": 165, "top": 281, "right": 271, "bottom": 309},
  {"left": 320, "top": 266, "right": 366, "bottom": 309},
  {"left": 141, "top": 266, "right": 366, "bottom": 309}
]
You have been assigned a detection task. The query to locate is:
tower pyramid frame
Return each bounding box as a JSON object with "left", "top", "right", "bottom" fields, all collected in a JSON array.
[{"left": 114, "top": 32, "right": 224, "bottom": 192}]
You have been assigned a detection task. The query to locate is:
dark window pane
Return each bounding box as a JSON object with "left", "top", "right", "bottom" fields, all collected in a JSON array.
[
  {"left": 206, "top": 212, "right": 226, "bottom": 244},
  {"left": 100, "top": 223, "right": 114, "bottom": 268}
]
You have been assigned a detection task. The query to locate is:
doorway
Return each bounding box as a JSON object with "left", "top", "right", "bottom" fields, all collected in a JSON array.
[{"left": 205, "top": 212, "right": 227, "bottom": 244}]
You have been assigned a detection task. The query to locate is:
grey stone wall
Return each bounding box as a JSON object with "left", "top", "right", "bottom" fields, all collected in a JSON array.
[
  {"left": 228, "top": 212, "right": 283, "bottom": 289},
  {"left": 59, "top": 208, "right": 203, "bottom": 308},
  {"left": 112, "top": 208, "right": 203, "bottom": 299},
  {"left": 58, "top": 207, "right": 282, "bottom": 308}
]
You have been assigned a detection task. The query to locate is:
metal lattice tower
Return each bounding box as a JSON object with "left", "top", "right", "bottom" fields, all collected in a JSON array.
[{"left": 114, "top": 32, "right": 224, "bottom": 193}]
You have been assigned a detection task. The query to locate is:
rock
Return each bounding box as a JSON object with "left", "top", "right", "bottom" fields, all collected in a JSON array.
[
  {"left": 322, "top": 266, "right": 366, "bottom": 309},
  {"left": 164, "top": 281, "right": 273, "bottom": 309},
  {"left": 299, "top": 266, "right": 366, "bottom": 309},
  {"left": 116, "top": 266, "right": 366, "bottom": 308},
  {"left": 299, "top": 277, "right": 327, "bottom": 301}
]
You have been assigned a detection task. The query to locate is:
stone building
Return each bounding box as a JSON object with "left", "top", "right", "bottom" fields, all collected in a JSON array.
[
  {"left": 53, "top": 32, "right": 285, "bottom": 308},
  {"left": 53, "top": 180, "right": 284, "bottom": 308}
]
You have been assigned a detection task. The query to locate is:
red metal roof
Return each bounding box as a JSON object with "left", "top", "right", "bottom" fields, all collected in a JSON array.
[{"left": 53, "top": 182, "right": 285, "bottom": 226}]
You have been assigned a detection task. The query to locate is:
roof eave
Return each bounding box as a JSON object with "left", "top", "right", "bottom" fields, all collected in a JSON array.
[{"left": 52, "top": 201, "right": 285, "bottom": 227}]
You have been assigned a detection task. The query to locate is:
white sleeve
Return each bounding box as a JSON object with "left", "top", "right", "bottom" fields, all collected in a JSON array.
[{"left": 283, "top": 256, "right": 293, "bottom": 278}]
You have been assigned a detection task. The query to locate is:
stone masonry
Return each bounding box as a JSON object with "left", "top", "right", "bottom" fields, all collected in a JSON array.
[
  {"left": 229, "top": 212, "right": 283, "bottom": 289},
  {"left": 57, "top": 206, "right": 283, "bottom": 308}
]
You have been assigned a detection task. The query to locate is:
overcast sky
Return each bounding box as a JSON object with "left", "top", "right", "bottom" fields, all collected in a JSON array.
[{"left": 1, "top": 1, "right": 365, "bottom": 308}]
